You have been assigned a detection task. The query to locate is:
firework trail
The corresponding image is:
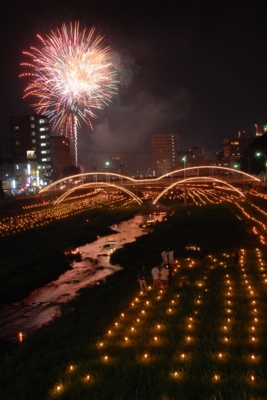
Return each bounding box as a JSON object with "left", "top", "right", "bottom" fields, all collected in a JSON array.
[{"left": 20, "top": 21, "right": 119, "bottom": 166}]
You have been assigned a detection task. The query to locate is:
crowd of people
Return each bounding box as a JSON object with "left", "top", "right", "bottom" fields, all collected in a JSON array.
[
  {"left": 137, "top": 248, "right": 176, "bottom": 292},
  {"left": 161, "top": 248, "right": 174, "bottom": 264},
  {"left": 137, "top": 263, "right": 174, "bottom": 292},
  {"left": 137, "top": 246, "right": 240, "bottom": 293}
]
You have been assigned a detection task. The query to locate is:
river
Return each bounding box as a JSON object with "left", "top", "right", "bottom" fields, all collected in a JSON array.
[{"left": 0, "top": 213, "right": 161, "bottom": 353}]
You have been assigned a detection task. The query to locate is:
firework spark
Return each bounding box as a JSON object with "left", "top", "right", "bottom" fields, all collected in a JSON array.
[{"left": 20, "top": 21, "right": 119, "bottom": 165}]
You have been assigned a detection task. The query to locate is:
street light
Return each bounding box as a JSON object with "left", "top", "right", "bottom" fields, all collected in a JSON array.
[
  {"left": 181, "top": 156, "right": 187, "bottom": 205},
  {"left": 256, "top": 152, "right": 267, "bottom": 178},
  {"left": 181, "top": 156, "right": 187, "bottom": 178}
]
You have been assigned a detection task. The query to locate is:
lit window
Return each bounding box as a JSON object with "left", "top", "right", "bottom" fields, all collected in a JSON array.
[{"left": 39, "top": 118, "right": 48, "bottom": 124}]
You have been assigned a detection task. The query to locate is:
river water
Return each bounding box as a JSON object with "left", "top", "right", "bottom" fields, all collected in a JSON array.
[{"left": 0, "top": 214, "right": 159, "bottom": 352}]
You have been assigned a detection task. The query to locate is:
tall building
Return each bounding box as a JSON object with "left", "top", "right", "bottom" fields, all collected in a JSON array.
[
  {"left": 0, "top": 138, "right": 13, "bottom": 193},
  {"left": 50, "top": 135, "right": 72, "bottom": 181},
  {"left": 152, "top": 133, "right": 179, "bottom": 176},
  {"left": 222, "top": 130, "right": 254, "bottom": 170},
  {"left": 9, "top": 114, "right": 52, "bottom": 190}
]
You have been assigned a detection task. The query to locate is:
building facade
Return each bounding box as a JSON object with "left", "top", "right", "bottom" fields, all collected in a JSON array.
[
  {"left": 9, "top": 114, "right": 52, "bottom": 192},
  {"left": 222, "top": 130, "right": 254, "bottom": 169},
  {"left": 0, "top": 115, "right": 73, "bottom": 196},
  {"left": 49, "top": 135, "right": 72, "bottom": 181},
  {"left": 152, "top": 133, "right": 179, "bottom": 176}
]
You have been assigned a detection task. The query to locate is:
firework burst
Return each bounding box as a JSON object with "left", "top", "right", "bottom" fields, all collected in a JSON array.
[{"left": 20, "top": 21, "right": 119, "bottom": 166}]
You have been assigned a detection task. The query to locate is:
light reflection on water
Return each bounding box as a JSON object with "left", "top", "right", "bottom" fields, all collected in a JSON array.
[{"left": 0, "top": 214, "right": 160, "bottom": 347}]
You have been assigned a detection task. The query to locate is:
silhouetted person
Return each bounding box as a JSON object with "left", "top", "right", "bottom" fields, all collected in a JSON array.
[
  {"left": 167, "top": 263, "right": 173, "bottom": 286},
  {"left": 232, "top": 248, "right": 240, "bottom": 264},
  {"left": 137, "top": 265, "right": 148, "bottom": 292}
]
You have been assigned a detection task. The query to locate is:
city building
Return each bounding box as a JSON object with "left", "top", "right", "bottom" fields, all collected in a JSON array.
[
  {"left": 0, "top": 137, "right": 12, "bottom": 180},
  {"left": 1, "top": 116, "right": 73, "bottom": 196},
  {"left": 152, "top": 133, "right": 179, "bottom": 176},
  {"left": 1, "top": 116, "right": 267, "bottom": 196},
  {"left": 49, "top": 135, "right": 72, "bottom": 181},
  {"left": 176, "top": 146, "right": 216, "bottom": 169},
  {"left": 222, "top": 130, "right": 254, "bottom": 170},
  {"left": 9, "top": 114, "right": 52, "bottom": 192}
]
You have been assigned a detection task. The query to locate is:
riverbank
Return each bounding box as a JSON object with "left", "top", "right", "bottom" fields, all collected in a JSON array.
[
  {"left": 0, "top": 205, "right": 140, "bottom": 304},
  {"left": 0, "top": 214, "right": 157, "bottom": 351},
  {"left": 0, "top": 202, "right": 267, "bottom": 399}
]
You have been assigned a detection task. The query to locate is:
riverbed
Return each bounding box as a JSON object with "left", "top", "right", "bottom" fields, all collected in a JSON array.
[{"left": 0, "top": 213, "right": 160, "bottom": 351}]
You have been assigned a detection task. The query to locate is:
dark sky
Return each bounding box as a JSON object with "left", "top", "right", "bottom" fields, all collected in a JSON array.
[{"left": 1, "top": 1, "right": 267, "bottom": 173}]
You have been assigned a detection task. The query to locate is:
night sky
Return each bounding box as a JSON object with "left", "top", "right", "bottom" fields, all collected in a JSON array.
[{"left": 1, "top": 1, "right": 267, "bottom": 173}]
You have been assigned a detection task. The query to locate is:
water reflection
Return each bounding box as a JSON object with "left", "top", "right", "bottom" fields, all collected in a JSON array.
[{"left": 0, "top": 214, "right": 160, "bottom": 349}]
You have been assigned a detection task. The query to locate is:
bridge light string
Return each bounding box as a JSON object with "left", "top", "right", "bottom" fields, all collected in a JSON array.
[
  {"left": 39, "top": 166, "right": 259, "bottom": 194},
  {"left": 39, "top": 167, "right": 255, "bottom": 208},
  {"left": 152, "top": 176, "right": 245, "bottom": 205},
  {"left": 53, "top": 182, "right": 143, "bottom": 206},
  {"left": 158, "top": 165, "right": 260, "bottom": 184}
]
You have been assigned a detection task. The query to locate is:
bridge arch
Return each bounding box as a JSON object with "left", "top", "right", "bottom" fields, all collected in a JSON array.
[
  {"left": 39, "top": 172, "right": 136, "bottom": 193},
  {"left": 53, "top": 182, "right": 143, "bottom": 206},
  {"left": 152, "top": 176, "right": 246, "bottom": 205},
  {"left": 154, "top": 165, "right": 260, "bottom": 183},
  {"left": 39, "top": 166, "right": 260, "bottom": 194},
  {"left": 38, "top": 166, "right": 260, "bottom": 207}
]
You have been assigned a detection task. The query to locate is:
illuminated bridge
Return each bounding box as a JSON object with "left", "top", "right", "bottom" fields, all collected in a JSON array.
[{"left": 39, "top": 166, "right": 261, "bottom": 206}]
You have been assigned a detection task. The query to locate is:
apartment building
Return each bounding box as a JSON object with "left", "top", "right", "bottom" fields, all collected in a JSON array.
[
  {"left": 152, "top": 133, "right": 179, "bottom": 176},
  {"left": 222, "top": 130, "right": 254, "bottom": 169},
  {"left": 9, "top": 114, "right": 52, "bottom": 191},
  {"left": 49, "top": 135, "right": 72, "bottom": 181}
]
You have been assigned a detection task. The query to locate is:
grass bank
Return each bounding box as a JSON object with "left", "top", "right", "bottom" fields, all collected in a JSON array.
[{"left": 0, "top": 202, "right": 267, "bottom": 399}]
